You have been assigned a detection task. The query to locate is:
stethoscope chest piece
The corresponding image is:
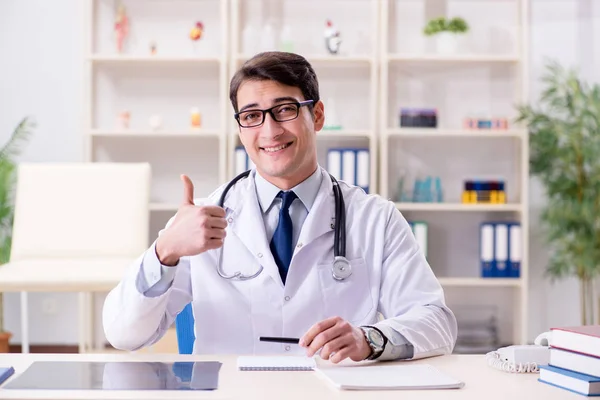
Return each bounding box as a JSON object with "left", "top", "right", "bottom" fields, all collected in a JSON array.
[{"left": 332, "top": 256, "right": 352, "bottom": 281}]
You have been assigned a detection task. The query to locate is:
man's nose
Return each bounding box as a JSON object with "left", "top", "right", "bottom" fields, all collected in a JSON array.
[{"left": 261, "top": 112, "right": 284, "bottom": 138}]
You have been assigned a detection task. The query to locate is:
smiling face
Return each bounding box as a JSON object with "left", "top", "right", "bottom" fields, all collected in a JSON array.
[{"left": 236, "top": 79, "right": 325, "bottom": 190}]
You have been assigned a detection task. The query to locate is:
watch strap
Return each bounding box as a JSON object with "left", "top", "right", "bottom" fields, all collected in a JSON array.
[{"left": 361, "top": 325, "right": 388, "bottom": 360}]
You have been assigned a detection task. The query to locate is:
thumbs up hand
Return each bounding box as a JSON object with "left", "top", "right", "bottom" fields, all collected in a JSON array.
[{"left": 156, "top": 174, "right": 227, "bottom": 266}]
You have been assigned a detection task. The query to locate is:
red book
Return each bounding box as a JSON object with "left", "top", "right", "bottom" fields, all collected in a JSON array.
[{"left": 551, "top": 325, "right": 600, "bottom": 358}]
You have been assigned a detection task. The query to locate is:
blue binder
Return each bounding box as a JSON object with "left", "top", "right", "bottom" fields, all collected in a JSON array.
[
  {"left": 326, "top": 147, "right": 370, "bottom": 194},
  {"left": 480, "top": 222, "right": 495, "bottom": 277},
  {"left": 507, "top": 222, "right": 521, "bottom": 278}
]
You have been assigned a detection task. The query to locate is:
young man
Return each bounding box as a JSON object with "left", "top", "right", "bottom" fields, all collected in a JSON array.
[{"left": 103, "top": 51, "right": 457, "bottom": 363}]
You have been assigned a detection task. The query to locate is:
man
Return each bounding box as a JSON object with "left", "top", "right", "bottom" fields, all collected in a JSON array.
[{"left": 103, "top": 51, "right": 457, "bottom": 363}]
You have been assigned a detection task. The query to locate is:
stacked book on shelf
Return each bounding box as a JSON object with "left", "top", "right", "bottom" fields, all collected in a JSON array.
[{"left": 539, "top": 325, "right": 600, "bottom": 396}]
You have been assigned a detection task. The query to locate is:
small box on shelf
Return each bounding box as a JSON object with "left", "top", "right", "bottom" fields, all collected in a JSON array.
[
  {"left": 462, "top": 180, "right": 506, "bottom": 204},
  {"left": 399, "top": 108, "right": 437, "bottom": 128},
  {"left": 463, "top": 117, "right": 508, "bottom": 130},
  {"left": 395, "top": 176, "right": 443, "bottom": 203}
]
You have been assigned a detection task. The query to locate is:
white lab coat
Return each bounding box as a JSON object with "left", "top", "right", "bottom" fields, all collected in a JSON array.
[{"left": 103, "top": 167, "right": 457, "bottom": 360}]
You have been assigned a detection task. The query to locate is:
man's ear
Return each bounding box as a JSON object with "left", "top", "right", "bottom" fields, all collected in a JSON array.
[{"left": 313, "top": 100, "right": 325, "bottom": 131}]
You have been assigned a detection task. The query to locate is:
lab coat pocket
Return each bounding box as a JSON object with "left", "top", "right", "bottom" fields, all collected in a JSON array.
[{"left": 317, "top": 257, "right": 374, "bottom": 325}]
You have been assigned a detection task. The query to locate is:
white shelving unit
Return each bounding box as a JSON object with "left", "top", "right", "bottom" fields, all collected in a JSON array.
[
  {"left": 81, "top": 0, "right": 531, "bottom": 351},
  {"left": 84, "top": 0, "right": 229, "bottom": 244},
  {"left": 228, "top": 0, "right": 380, "bottom": 190},
  {"left": 379, "top": 0, "right": 529, "bottom": 347}
]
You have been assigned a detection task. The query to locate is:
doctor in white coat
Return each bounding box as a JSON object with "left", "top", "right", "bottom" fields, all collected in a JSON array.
[{"left": 103, "top": 51, "right": 457, "bottom": 363}]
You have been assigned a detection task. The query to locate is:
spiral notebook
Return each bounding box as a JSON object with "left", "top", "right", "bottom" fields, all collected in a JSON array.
[{"left": 237, "top": 356, "right": 316, "bottom": 371}]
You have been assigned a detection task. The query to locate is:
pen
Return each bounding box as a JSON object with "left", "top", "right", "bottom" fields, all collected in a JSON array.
[{"left": 259, "top": 336, "right": 300, "bottom": 344}]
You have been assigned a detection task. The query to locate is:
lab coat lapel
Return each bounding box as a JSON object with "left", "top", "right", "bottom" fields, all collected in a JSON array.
[
  {"left": 225, "top": 174, "right": 285, "bottom": 288},
  {"left": 296, "top": 168, "right": 335, "bottom": 253}
]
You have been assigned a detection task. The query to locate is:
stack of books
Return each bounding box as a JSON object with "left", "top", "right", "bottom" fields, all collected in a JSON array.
[{"left": 539, "top": 325, "right": 600, "bottom": 396}]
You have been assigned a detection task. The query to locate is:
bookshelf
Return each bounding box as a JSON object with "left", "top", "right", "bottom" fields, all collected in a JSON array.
[
  {"left": 379, "top": 0, "right": 529, "bottom": 348},
  {"left": 83, "top": 0, "right": 530, "bottom": 351},
  {"left": 83, "top": 0, "right": 229, "bottom": 248},
  {"left": 228, "top": 0, "right": 380, "bottom": 190}
]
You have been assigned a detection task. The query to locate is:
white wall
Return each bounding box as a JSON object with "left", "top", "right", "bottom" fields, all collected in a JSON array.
[
  {"left": 0, "top": 0, "right": 85, "bottom": 344},
  {"left": 0, "top": 0, "right": 598, "bottom": 346}
]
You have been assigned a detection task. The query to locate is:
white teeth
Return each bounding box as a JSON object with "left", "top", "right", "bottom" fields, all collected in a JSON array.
[{"left": 263, "top": 143, "right": 289, "bottom": 152}]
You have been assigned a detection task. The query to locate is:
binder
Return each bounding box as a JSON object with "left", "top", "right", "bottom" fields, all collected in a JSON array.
[
  {"left": 327, "top": 149, "right": 342, "bottom": 180},
  {"left": 341, "top": 150, "right": 355, "bottom": 184},
  {"left": 235, "top": 146, "right": 247, "bottom": 175},
  {"left": 480, "top": 223, "right": 495, "bottom": 278},
  {"left": 507, "top": 222, "right": 521, "bottom": 278},
  {"left": 356, "top": 149, "right": 370, "bottom": 193},
  {"left": 327, "top": 148, "right": 370, "bottom": 193},
  {"left": 235, "top": 146, "right": 254, "bottom": 173},
  {"left": 412, "top": 221, "right": 428, "bottom": 258},
  {"left": 494, "top": 223, "right": 508, "bottom": 277}
]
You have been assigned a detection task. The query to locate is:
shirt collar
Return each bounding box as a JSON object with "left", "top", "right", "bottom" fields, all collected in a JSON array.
[{"left": 255, "top": 166, "right": 323, "bottom": 213}]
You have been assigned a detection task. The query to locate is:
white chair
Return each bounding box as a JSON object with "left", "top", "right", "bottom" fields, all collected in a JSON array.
[{"left": 0, "top": 162, "right": 151, "bottom": 353}]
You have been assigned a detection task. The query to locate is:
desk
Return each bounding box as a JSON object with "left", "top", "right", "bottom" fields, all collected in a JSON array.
[
  {"left": 0, "top": 353, "right": 580, "bottom": 399},
  {"left": 0, "top": 258, "right": 135, "bottom": 353}
]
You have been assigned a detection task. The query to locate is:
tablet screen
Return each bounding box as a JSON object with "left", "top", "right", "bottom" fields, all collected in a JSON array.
[{"left": 2, "top": 361, "right": 222, "bottom": 391}]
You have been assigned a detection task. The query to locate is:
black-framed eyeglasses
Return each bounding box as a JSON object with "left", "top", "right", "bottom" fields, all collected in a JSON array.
[{"left": 234, "top": 100, "right": 314, "bottom": 128}]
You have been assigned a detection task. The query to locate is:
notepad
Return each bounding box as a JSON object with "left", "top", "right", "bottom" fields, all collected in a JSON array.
[
  {"left": 237, "top": 356, "right": 316, "bottom": 371},
  {"left": 316, "top": 364, "right": 464, "bottom": 390}
]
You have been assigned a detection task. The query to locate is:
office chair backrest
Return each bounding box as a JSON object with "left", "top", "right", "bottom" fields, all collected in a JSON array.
[
  {"left": 175, "top": 303, "right": 195, "bottom": 354},
  {"left": 10, "top": 162, "right": 151, "bottom": 261}
]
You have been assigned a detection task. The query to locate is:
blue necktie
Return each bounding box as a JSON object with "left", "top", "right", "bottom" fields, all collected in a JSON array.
[{"left": 270, "top": 190, "right": 297, "bottom": 284}]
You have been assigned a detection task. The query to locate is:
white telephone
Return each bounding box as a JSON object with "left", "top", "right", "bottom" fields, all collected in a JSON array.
[{"left": 485, "top": 332, "right": 551, "bottom": 373}]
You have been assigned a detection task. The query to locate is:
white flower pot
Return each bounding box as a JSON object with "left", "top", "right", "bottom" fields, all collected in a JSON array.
[{"left": 436, "top": 32, "right": 458, "bottom": 54}]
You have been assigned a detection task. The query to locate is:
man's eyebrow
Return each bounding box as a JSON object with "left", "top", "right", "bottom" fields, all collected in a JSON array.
[
  {"left": 272, "top": 96, "right": 299, "bottom": 104},
  {"left": 239, "top": 97, "right": 300, "bottom": 113},
  {"left": 239, "top": 103, "right": 259, "bottom": 113}
]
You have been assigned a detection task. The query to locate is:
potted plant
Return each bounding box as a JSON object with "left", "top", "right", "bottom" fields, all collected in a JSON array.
[
  {"left": 0, "top": 117, "right": 34, "bottom": 352},
  {"left": 423, "top": 16, "right": 469, "bottom": 54},
  {"left": 515, "top": 60, "right": 600, "bottom": 325}
]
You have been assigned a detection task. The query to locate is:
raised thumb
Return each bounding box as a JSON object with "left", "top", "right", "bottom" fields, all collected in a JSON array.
[{"left": 181, "top": 174, "right": 195, "bottom": 205}]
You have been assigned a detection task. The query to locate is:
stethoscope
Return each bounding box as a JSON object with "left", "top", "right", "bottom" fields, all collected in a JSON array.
[{"left": 215, "top": 169, "right": 352, "bottom": 282}]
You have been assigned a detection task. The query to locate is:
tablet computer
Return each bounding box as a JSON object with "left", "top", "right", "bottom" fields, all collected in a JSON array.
[{"left": 2, "top": 361, "right": 222, "bottom": 391}]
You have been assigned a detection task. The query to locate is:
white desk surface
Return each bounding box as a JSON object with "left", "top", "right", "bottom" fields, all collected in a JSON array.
[
  {"left": 0, "top": 352, "right": 579, "bottom": 400},
  {"left": 0, "top": 258, "right": 134, "bottom": 292}
]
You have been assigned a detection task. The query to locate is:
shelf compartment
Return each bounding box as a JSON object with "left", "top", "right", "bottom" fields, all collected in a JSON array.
[
  {"left": 90, "top": 130, "right": 220, "bottom": 138},
  {"left": 395, "top": 203, "right": 522, "bottom": 212},
  {"left": 387, "top": 129, "right": 525, "bottom": 138},
  {"left": 438, "top": 277, "right": 522, "bottom": 287},
  {"left": 387, "top": 54, "right": 519, "bottom": 63}
]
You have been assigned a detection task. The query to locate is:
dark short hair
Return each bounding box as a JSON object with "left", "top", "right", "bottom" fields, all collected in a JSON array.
[{"left": 229, "top": 51, "right": 320, "bottom": 113}]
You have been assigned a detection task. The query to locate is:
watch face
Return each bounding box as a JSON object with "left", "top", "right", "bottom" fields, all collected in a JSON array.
[{"left": 368, "top": 329, "right": 384, "bottom": 347}]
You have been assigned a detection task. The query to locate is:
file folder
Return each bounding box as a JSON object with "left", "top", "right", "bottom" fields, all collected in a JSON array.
[
  {"left": 408, "top": 221, "right": 428, "bottom": 258},
  {"left": 480, "top": 223, "right": 495, "bottom": 277},
  {"left": 235, "top": 146, "right": 246, "bottom": 175},
  {"left": 341, "top": 150, "right": 355, "bottom": 184},
  {"left": 507, "top": 222, "right": 521, "bottom": 278},
  {"left": 327, "top": 149, "right": 342, "bottom": 181},
  {"left": 413, "top": 221, "right": 428, "bottom": 258},
  {"left": 494, "top": 223, "right": 508, "bottom": 277},
  {"left": 356, "top": 149, "right": 370, "bottom": 193},
  {"left": 235, "top": 146, "right": 254, "bottom": 173}
]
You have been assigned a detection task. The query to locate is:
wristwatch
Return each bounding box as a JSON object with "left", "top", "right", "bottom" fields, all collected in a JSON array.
[{"left": 359, "top": 326, "right": 387, "bottom": 360}]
